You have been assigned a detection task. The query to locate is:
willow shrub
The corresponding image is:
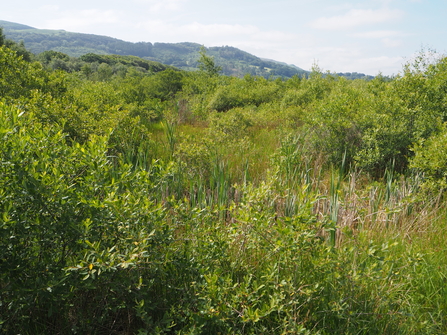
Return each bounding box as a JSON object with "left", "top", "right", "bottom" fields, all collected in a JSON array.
[
  {"left": 410, "top": 123, "right": 447, "bottom": 190},
  {"left": 207, "top": 75, "right": 281, "bottom": 112},
  {"left": 163, "top": 175, "right": 411, "bottom": 334},
  {"left": 0, "top": 46, "right": 66, "bottom": 101},
  {"left": 301, "top": 70, "right": 444, "bottom": 175},
  {"left": 0, "top": 104, "right": 187, "bottom": 333},
  {"left": 303, "top": 78, "right": 372, "bottom": 168}
]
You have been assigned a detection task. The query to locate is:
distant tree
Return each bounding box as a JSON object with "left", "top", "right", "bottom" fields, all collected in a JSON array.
[
  {"left": 197, "top": 46, "right": 222, "bottom": 77},
  {"left": 8, "top": 40, "right": 33, "bottom": 61},
  {"left": 0, "top": 27, "right": 5, "bottom": 46},
  {"left": 81, "top": 63, "right": 93, "bottom": 79},
  {"left": 38, "top": 50, "right": 70, "bottom": 64},
  {"left": 147, "top": 68, "right": 184, "bottom": 101},
  {"left": 96, "top": 63, "right": 113, "bottom": 81},
  {"left": 80, "top": 53, "right": 108, "bottom": 64},
  {"left": 49, "top": 58, "right": 70, "bottom": 72},
  {"left": 0, "top": 46, "right": 63, "bottom": 100},
  {"left": 0, "top": 27, "right": 33, "bottom": 61}
]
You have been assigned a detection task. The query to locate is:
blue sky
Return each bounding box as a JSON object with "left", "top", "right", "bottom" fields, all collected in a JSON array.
[{"left": 3, "top": 0, "right": 446, "bottom": 75}]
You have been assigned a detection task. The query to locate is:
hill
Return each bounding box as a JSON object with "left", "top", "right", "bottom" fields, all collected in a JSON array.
[{"left": 0, "top": 20, "right": 308, "bottom": 79}]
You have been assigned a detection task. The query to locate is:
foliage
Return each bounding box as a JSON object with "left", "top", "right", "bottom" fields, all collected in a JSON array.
[
  {"left": 208, "top": 109, "right": 252, "bottom": 144},
  {"left": 197, "top": 46, "right": 222, "bottom": 77},
  {"left": 0, "top": 104, "right": 185, "bottom": 334},
  {"left": 410, "top": 123, "right": 447, "bottom": 190},
  {"left": 0, "top": 46, "right": 64, "bottom": 101},
  {"left": 207, "top": 75, "right": 281, "bottom": 112},
  {"left": 2, "top": 39, "right": 447, "bottom": 334},
  {"left": 79, "top": 53, "right": 169, "bottom": 73},
  {"left": 0, "top": 27, "right": 34, "bottom": 61}
]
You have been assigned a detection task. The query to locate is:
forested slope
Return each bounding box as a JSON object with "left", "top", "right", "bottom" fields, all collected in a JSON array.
[{"left": 1, "top": 19, "right": 310, "bottom": 78}]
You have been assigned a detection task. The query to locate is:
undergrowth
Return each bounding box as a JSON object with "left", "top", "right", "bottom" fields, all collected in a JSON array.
[{"left": 1, "top": 43, "right": 447, "bottom": 334}]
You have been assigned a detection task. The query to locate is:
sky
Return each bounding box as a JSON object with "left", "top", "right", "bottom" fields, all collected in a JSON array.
[{"left": 3, "top": 0, "right": 447, "bottom": 75}]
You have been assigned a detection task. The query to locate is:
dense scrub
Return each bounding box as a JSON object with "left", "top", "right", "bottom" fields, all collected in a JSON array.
[{"left": 1, "top": 40, "right": 447, "bottom": 334}]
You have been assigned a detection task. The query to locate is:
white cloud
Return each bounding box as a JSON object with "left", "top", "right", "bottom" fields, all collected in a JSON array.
[
  {"left": 181, "top": 22, "right": 260, "bottom": 37},
  {"left": 40, "top": 5, "right": 60, "bottom": 12},
  {"left": 138, "top": 20, "right": 297, "bottom": 45},
  {"left": 382, "top": 38, "right": 403, "bottom": 47},
  {"left": 276, "top": 45, "right": 405, "bottom": 75},
  {"left": 350, "top": 30, "right": 406, "bottom": 47},
  {"left": 350, "top": 30, "right": 404, "bottom": 39},
  {"left": 179, "top": 22, "right": 297, "bottom": 44},
  {"left": 44, "top": 9, "right": 119, "bottom": 31},
  {"left": 132, "top": 0, "right": 186, "bottom": 12},
  {"left": 349, "top": 55, "right": 404, "bottom": 75},
  {"left": 310, "top": 7, "right": 404, "bottom": 30},
  {"left": 350, "top": 30, "right": 406, "bottom": 48}
]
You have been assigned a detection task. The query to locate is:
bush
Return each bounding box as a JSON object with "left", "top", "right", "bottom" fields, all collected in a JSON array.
[
  {"left": 0, "top": 46, "right": 66, "bottom": 101},
  {"left": 0, "top": 104, "right": 177, "bottom": 333},
  {"left": 410, "top": 123, "right": 447, "bottom": 190},
  {"left": 207, "top": 75, "right": 280, "bottom": 112}
]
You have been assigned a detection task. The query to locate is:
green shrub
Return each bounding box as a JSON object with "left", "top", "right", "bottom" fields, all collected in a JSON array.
[
  {"left": 207, "top": 75, "right": 280, "bottom": 112},
  {"left": 174, "top": 134, "right": 213, "bottom": 179},
  {"left": 0, "top": 46, "right": 66, "bottom": 101},
  {"left": 208, "top": 109, "right": 252, "bottom": 144},
  {"left": 303, "top": 78, "right": 371, "bottom": 167},
  {"left": 410, "top": 123, "right": 447, "bottom": 190},
  {"left": 0, "top": 103, "right": 180, "bottom": 333}
]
